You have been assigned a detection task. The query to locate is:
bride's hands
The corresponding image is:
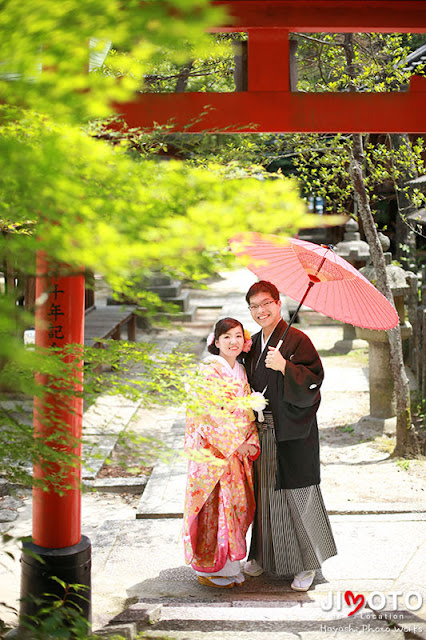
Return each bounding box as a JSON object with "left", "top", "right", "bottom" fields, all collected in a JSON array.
[{"left": 237, "top": 443, "right": 258, "bottom": 457}]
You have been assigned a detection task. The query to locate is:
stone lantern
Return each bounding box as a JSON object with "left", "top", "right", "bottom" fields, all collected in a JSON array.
[
  {"left": 335, "top": 218, "right": 370, "bottom": 349},
  {"left": 335, "top": 218, "right": 370, "bottom": 268},
  {"left": 356, "top": 233, "right": 412, "bottom": 431}
]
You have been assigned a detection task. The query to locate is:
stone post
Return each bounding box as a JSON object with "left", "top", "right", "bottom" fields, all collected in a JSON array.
[
  {"left": 356, "top": 234, "right": 413, "bottom": 433},
  {"left": 422, "top": 309, "right": 426, "bottom": 398},
  {"left": 417, "top": 270, "right": 426, "bottom": 397},
  {"left": 405, "top": 271, "right": 419, "bottom": 372}
]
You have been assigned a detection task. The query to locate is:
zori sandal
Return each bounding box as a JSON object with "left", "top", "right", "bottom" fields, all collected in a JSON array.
[{"left": 197, "top": 575, "right": 236, "bottom": 588}]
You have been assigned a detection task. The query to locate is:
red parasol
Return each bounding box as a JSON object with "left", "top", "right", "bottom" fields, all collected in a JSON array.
[{"left": 230, "top": 233, "right": 399, "bottom": 344}]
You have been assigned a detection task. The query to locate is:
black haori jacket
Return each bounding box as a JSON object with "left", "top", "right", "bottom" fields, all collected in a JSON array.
[{"left": 244, "top": 318, "right": 324, "bottom": 490}]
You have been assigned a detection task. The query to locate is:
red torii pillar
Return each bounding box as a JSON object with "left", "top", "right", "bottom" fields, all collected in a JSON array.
[{"left": 20, "top": 254, "right": 91, "bottom": 624}]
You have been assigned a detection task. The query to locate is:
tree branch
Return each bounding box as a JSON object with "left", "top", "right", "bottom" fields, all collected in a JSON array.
[{"left": 294, "top": 33, "right": 346, "bottom": 48}]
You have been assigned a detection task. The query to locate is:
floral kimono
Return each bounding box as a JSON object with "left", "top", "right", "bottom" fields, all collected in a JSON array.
[{"left": 183, "top": 355, "right": 260, "bottom": 573}]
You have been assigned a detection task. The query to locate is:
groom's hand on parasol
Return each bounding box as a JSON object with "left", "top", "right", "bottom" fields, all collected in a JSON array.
[{"left": 265, "top": 346, "right": 286, "bottom": 374}]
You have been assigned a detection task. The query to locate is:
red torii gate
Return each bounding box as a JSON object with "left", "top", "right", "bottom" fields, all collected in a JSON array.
[
  {"left": 26, "top": 0, "right": 426, "bottom": 627},
  {"left": 116, "top": 0, "right": 426, "bottom": 134}
]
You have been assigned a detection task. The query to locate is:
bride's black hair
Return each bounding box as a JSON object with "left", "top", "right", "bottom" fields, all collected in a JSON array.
[{"left": 207, "top": 317, "right": 244, "bottom": 355}]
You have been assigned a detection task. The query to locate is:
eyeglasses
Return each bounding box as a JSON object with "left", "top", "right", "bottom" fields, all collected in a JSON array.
[{"left": 248, "top": 300, "right": 277, "bottom": 311}]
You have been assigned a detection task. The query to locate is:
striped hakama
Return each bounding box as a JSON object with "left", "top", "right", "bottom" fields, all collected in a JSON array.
[{"left": 249, "top": 413, "right": 337, "bottom": 576}]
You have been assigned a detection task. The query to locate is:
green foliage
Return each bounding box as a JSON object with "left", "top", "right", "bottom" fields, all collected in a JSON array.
[
  {"left": 1, "top": 108, "right": 308, "bottom": 284},
  {"left": 289, "top": 131, "right": 426, "bottom": 217},
  {"left": 1, "top": 534, "right": 98, "bottom": 638},
  {"left": 0, "top": 0, "right": 225, "bottom": 124},
  {"left": 411, "top": 391, "right": 426, "bottom": 429},
  {"left": 21, "top": 590, "right": 90, "bottom": 639},
  {"left": 295, "top": 33, "right": 420, "bottom": 93},
  {"left": 17, "top": 578, "right": 94, "bottom": 639},
  {"left": 0, "top": 0, "right": 316, "bottom": 494},
  {"left": 286, "top": 34, "right": 426, "bottom": 219},
  {"left": 0, "top": 336, "right": 198, "bottom": 487},
  {"left": 396, "top": 458, "right": 411, "bottom": 471},
  {"left": 139, "top": 34, "right": 237, "bottom": 93},
  {"left": 290, "top": 133, "right": 354, "bottom": 214},
  {"left": 0, "top": 4, "right": 345, "bottom": 635},
  {"left": 338, "top": 425, "right": 355, "bottom": 434}
]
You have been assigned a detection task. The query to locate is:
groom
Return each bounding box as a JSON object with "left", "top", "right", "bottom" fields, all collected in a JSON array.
[{"left": 242, "top": 280, "right": 337, "bottom": 591}]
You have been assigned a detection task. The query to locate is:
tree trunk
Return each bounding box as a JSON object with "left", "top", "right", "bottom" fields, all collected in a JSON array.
[
  {"left": 4, "top": 259, "right": 15, "bottom": 297},
  {"left": 342, "top": 33, "right": 414, "bottom": 456},
  {"left": 350, "top": 133, "right": 413, "bottom": 456},
  {"left": 175, "top": 61, "right": 194, "bottom": 93}
]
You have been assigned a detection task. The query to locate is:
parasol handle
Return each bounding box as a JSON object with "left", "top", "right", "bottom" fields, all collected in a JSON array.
[
  {"left": 275, "top": 249, "right": 330, "bottom": 350},
  {"left": 276, "top": 279, "right": 315, "bottom": 350}
]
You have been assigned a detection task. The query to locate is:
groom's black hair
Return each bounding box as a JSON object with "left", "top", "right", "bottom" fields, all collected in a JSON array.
[{"left": 246, "top": 280, "right": 280, "bottom": 305}]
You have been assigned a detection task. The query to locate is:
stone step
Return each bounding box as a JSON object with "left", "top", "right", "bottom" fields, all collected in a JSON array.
[
  {"left": 98, "top": 599, "right": 412, "bottom": 639},
  {"left": 189, "top": 295, "right": 227, "bottom": 308},
  {"left": 157, "top": 305, "right": 198, "bottom": 323},
  {"left": 146, "top": 280, "right": 182, "bottom": 299},
  {"left": 90, "top": 512, "right": 426, "bottom": 638},
  {"left": 298, "top": 228, "right": 329, "bottom": 244},
  {"left": 169, "top": 306, "right": 197, "bottom": 322},
  {"left": 97, "top": 626, "right": 405, "bottom": 640},
  {"left": 83, "top": 476, "right": 149, "bottom": 494},
  {"left": 165, "top": 290, "right": 190, "bottom": 311},
  {"left": 147, "top": 274, "right": 174, "bottom": 287}
]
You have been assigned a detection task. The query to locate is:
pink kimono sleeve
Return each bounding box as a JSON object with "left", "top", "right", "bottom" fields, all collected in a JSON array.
[{"left": 189, "top": 363, "right": 254, "bottom": 459}]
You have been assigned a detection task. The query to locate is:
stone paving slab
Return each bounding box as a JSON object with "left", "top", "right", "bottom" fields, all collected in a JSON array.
[
  {"left": 136, "top": 419, "right": 187, "bottom": 519},
  {"left": 81, "top": 393, "right": 142, "bottom": 478},
  {"left": 104, "top": 405, "right": 140, "bottom": 433},
  {"left": 0, "top": 399, "right": 33, "bottom": 412},
  {"left": 220, "top": 294, "right": 259, "bottom": 333},
  {"left": 393, "top": 539, "right": 426, "bottom": 594},
  {"left": 138, "top": 631, "right": 406, "bottom": 640},
  {"left": 122, "top": 601, "right": 422, "bottom": 623},
  {"left": 83, "top": 396, "right": 140, "bottom": 436},
  {"left": 144, "top": 614, "right": 420, "bottom": 636},
  {"left": 190, "top": 295, "right": 228, "bottom": 308},
  {"left": 82, "top": 434, "right": 118, "bottom": 479},
  {"left": 325, "top": 503, "right": 426, "bottom": 515}
]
